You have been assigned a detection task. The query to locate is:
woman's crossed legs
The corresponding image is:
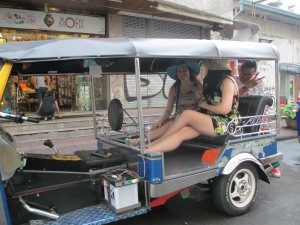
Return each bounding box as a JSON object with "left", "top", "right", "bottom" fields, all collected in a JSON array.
[{"left": 148, "top": 110, "right": 217, "bottom": 153}]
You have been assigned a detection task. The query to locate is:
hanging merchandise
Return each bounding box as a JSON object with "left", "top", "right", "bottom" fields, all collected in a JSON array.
[
  {"left": 76, "top": 75, "right": 91, "bottom": 111},
  {"left": 57, "top": 76, "right": 75, "bottom": 110}
]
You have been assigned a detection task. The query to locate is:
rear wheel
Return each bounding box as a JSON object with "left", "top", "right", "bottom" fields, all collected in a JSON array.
[{"left": 212, "top": 162, "right": 259, "bottom": 216}]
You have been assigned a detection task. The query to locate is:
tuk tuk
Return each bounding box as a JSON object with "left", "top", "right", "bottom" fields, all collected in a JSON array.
[{"left": 0, "top": 38, "right": 283, "bottom": 225}]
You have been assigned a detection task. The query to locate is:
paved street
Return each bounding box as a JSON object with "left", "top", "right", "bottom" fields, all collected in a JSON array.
[
  {"left": 10, "top": 117, "right": 300, "bottom": 225},
  {"left": 110, "top": 138, "right": 300, "bottom": 225}
]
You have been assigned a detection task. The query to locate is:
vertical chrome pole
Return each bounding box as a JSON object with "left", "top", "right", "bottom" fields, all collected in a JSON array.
[
  {"left": 90, "top": 75, "right": 98, "bottom": 137},
  {"left": 89, "top": 65, "right": 101, "bottom": 138},
  {"left": 134, "top": 58, "right": 145, "bottom": 152},
  {"left": 275, "top": 61, "right": 280, "bottom": 134}
]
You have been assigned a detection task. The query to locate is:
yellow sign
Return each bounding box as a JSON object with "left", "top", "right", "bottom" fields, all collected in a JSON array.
[{"left": 0, "top": 62, "right": 13, "bottom": 100}]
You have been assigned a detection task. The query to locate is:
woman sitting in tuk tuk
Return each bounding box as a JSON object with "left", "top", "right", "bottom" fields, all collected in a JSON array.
[
  {"left": 131, "top": 60, "right": 203, "bottom": 145},
  {"left": 148, "top": 59, "right": 239, "bottom": 153}
]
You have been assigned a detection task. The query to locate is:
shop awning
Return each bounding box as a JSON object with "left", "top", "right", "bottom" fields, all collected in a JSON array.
[{"left": 279, "top": 63, "right": 300, "bottom": 74}]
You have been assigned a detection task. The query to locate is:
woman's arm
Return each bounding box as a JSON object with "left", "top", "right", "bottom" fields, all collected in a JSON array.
[
  {"left": 200, "top": 78, "right": 235, "bottom": 115},
  {"left": 151, "top": 86, "right": 176, "bottom": 129},
  {"left": 196, "top": 80, "right": 204, "bottom": 102}
]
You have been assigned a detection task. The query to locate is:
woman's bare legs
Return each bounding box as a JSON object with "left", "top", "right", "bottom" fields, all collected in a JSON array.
[
  {"left": 148, "top": 110, "right": 217, "bottom": 153},
  {"left": 130, "top": 121, "right": 173, "bottom": 146},
  {"left": 150, "top": 121, "right": 173, "bottom": 141},
  {"left": 148, "top": 126, "right": 199, "bottom": 153}
]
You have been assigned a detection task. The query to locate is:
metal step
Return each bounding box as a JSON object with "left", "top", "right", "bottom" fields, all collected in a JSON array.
[
  {"left": 0, "top": 111, "right": 161, "bottom": 145},
  {"left": 29, "top": 203, "right": 147, "bottom": 225},
  {"left": 2, "top": 117, "right": 94, "bottom": 133},
  {"left": 2, "top": 117, "right": 96, "bottom": 142},
  {"left": 15, "top": 135, "right": 98, "bottom": 155},
  {"left": 13, "top": 126, "right": 95, "bottom": 142}
]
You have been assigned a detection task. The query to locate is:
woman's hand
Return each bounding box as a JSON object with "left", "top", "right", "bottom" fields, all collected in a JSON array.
[
  {"left": 198, "top": 98, "right": 206, "bottom": 109},
  {"left": 151, "top": 120, "right": 163, "bottom": 130}
]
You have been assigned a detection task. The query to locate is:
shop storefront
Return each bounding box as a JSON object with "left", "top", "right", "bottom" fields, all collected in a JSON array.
[
  {"left": 0, "top": 7, "right": 106, "bottom": 112},
  {"left": 279, "top": 63, "right": 300, "bottom": 104}
]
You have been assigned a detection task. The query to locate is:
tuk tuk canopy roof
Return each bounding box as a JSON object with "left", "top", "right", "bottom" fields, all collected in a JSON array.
[{"left": 0, "top": 38, "right": 279, "bottom": 62}]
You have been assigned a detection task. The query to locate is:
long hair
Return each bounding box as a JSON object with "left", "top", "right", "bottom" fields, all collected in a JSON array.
[
  {"left": 172, "top": 67, "right": 197, "bottom": 88},
  {"left": 203, "top": 69, "right": 232, "bottom": 96}
]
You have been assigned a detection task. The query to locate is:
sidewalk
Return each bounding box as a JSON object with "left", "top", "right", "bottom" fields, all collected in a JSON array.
[
  {"left": 14, "top": 114, "right": 298, "bottom": 155},
  {"left": 277, "top": 119, "right": 298, "bottom": 141},
  {"left": 47, "top": 111, "right": 298, "bottom": 142},
  {"left": 6, "top": 110, "right": 298, "bottom": 154},
  {"left": 17, "top": 135, "right": 98, "bottom": 155}
]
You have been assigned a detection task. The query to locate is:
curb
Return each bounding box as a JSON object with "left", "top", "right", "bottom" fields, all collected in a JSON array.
[{"left": 277, "top": 135, "right": 298, "bottom": 141}]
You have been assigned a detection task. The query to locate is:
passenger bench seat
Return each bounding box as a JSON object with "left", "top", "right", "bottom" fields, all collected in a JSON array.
[
  {"left": 182, "top": 95, "right": 274, "bottom": 148},
  {"left": 238, "top": 95, "right": 273, "bottom": 133}
]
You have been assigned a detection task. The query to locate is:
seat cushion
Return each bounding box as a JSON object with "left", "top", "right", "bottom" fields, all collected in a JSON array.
[
  {"left": 191, "top": 135, "right": 228, "bottom": 146},
  {"left": 75, "top": 150, "right": 123, "bottom": 167}
]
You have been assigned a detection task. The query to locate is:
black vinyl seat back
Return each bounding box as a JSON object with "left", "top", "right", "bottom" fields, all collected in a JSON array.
[{"left": 237, "top": 95, "right": 273, "bottom": 133}]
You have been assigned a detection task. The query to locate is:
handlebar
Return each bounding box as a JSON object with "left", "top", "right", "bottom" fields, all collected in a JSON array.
[
  {"left": 26, "top": 117, "right": 40, "bottom": 123},
  {"left": 0, "top": 112, "right": 40, "bottom": 124}
]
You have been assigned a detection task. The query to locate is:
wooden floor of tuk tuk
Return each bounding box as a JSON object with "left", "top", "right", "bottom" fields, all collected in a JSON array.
[{"left": 163, "top": 146, "right": 212, "bottom": 176}]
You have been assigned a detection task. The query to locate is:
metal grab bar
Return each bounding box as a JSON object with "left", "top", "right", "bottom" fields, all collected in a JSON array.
[{"left": 19, "top": 197, "right": 59, "bottom": 220}]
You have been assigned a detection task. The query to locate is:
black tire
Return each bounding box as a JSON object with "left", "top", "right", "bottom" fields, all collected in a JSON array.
[
  {"left": 212, "top": 162, "right": 259, "bottom": 216},
  {"left": 108, "top": 98, "right": 123, "bottom": 131}
]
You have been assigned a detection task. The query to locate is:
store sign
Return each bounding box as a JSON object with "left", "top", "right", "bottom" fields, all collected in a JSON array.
[
  {"left": 279, "top": 64, "right": 300, "bottom": 74},
  {"left": 0, "top": 8, "right": 105, "bottom": 35}
]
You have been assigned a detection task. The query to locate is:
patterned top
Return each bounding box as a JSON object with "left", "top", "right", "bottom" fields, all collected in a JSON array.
[
  {"left": 175, "top": 82, "right": 201, "bottom": 115},
  {"left": 201, "top": 72, "right": 239, "bottom": 135}
]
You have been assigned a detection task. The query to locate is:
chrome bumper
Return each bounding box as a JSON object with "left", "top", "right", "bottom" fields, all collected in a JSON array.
[{"left": 260, "top": 152, "right": 283, "bottom": 166}]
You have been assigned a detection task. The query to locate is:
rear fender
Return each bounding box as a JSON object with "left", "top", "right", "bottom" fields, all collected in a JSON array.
[{"left": 221, "top": 153, "right": 270, "bottom": 184}]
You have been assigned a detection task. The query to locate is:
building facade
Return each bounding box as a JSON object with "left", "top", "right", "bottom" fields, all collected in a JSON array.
[
  {"left": 0, "top": 0, "right": 234, "bottom": 112},
  {"left": 234, "top": 0, "right": 300, "bottom": 103},
  {"left": 0, "top": 6, "right": 107, "bottom": 112}
]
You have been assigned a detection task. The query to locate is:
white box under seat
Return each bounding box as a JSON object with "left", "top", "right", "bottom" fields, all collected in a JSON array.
[{"left": 103, "top": 171, "right": 141, "bottom": 213}]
